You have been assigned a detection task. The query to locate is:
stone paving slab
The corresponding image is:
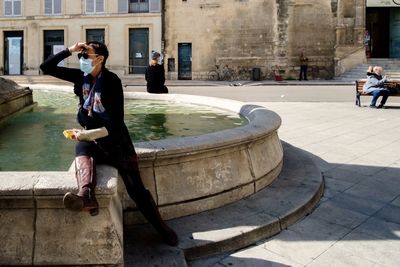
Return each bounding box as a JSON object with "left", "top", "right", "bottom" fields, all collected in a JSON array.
[
  {"left": 352, "top": 217, "right": 400, "bottom": 240},
  {"left": 309, "top": 201, "right": 369, "bottom": 229},
  {"left": 218, "top": 245, "right": 302, "bottom": 267},
  {"left": 327, "top": 192, "right": 387, "bottom": 217},
  {"left": 262, "top": 216, "right": 352, "bottom": 265},
  {"left": 343, "top": 178, "right": 400, "bottom": 203},
  {"left": 189, "top": 101, "right": 400, "bottom": 267},
  {"left": 124, "top": 224, "right": 187, "bottom": 267},
  {"left": 124, "top": 142, "right": 324, "bottom": 265},
  {"left": 392, "top": 196, "right": 400, "bottom": 207},
  {"left": 306, "top": 245, "right": 379, "bottom": 267},
  {"left": 333, "top": 229, "right": 400, "bottom": 266}
]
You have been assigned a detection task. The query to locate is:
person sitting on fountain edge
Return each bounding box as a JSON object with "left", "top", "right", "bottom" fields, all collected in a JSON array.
[{"left": 40, "top": 41, "right": 178, "bottom": 246}]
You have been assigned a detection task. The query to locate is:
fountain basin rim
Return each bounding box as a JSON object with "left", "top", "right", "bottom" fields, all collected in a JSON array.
[
  {"left": 127, "top": 92, "right": 281, "bottom": 159},
  {"left": 29, "top": 86, "right": 282, "bottom": 160}
]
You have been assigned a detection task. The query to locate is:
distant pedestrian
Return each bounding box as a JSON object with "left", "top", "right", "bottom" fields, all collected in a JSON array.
[
  {"left": 145, "top": 51, "right": 168, "bottom": 94},
  {"left": 299, "top": 52, "right": 308, "bottom": 81}
]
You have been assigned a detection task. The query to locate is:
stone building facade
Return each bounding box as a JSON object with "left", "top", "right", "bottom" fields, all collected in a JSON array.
[
  {"left": 0, "top": 0, "right": 162, "bottom": 77},
  {"left": 1, "top": 1, "right": 398, "bottom": 80},
  {"left": 164, "top": 0, "right": 367, "bottom": 80}
]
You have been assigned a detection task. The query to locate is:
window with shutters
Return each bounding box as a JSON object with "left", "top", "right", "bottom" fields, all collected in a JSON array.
[
  {"left": 4, "top": 0, "right": 22, "bottom": 16},
  {"left": 44, "top": 0, "right": 62, "bottom": 15},
  {"left": 129, "top": 0, "right": 148, "bottom": 13},
  {"left": 85, "top": 0, "right": 105, "bottom": 14},
  {"left": 126, "top": 0, "right": 160, "bottom": 13},
  {"left": 118, "top": 0, "right": 128, "bottom": 13}
]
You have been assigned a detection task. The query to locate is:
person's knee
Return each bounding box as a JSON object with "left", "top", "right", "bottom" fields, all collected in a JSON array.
[{"left": 75, "top": 141, "right": 93, "bottom": 157}]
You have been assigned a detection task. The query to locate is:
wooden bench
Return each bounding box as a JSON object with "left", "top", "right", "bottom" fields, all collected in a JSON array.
[{"left": 355, "top": 79, "right": 400, "bottom": 107}]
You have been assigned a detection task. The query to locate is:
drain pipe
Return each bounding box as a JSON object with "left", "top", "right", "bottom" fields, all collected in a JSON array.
[{"left": 161, "top": 0, "right": 166, "bottom": 64}]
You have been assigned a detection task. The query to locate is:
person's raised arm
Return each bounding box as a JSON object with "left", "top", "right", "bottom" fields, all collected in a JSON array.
[{"left": 40, "top": 42, "right": 89, "bottom": 84}]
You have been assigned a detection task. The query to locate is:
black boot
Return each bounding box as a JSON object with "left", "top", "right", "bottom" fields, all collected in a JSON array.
[
  {"left": 122, "top": 169, "right": 178, "bottom": 246},
  {"left": 136, "top": 190, "right": 178, "bottom": 246},
  {"left": 63, "top": 156, "right": 99, "bottom": 216}
]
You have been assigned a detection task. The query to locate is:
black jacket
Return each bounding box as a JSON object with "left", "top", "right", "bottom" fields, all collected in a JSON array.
[
  {"left": 40, "top": 49, "right": 134, "bottom": 155},
  {"left": 145, "top": 64, "right": 167, "bottom": 93}
]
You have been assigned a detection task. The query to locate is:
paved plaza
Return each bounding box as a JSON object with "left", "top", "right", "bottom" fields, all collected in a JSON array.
[
  {"left": 12, "top": 78, "right": 400, "bottom": 266},
  {"left": 138, "top": 83, "right": 400, "bottom": 267}
]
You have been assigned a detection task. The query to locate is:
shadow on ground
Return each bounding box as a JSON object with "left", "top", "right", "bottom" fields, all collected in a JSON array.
[{"left": 124, "top": 143, "right": 400, "bottom": 267}]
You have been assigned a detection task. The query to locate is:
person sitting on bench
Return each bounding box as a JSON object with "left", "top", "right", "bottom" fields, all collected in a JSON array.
[{"left": 363, "top": 66, "right": 390, "bottom": 109}]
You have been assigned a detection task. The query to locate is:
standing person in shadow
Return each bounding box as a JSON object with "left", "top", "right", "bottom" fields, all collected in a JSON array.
[
  {"left": 363, "top": 66, "right": 390, "bottom": 108},
  {"left": 40, "top": 41, "right": 177, "bottom": 246},
  {"left": 145, "top": 51, "right": 168, "bottom": 94},
  {"left": 299, "top": 52, "right": 308, "bottom": 81}
]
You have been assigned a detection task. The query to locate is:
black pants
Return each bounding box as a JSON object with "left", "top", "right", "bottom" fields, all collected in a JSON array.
[
  {"left": 299, "top": 65, "right": 308, "bottom": 80},
  {"left": 76, "top": 141, "right": 167, "bottom": 232},
  {"left": 75, "top": 141, "right": 147, "bottom": 204}
]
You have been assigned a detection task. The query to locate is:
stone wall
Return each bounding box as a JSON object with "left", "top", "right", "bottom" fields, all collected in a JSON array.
[
  {"left": 164, "top": 0, "right": 279, "bottom": 80},
  {"left": 287, "top": 0, "right": 335, "bottom": 79},
  {"left": 333, "top": 0, "right": 366, "bottom": 76},
  {"left": 0, "top": 167, "right": 123, "bottom": 266},
  {"left": 164, "top": 0, "right": 365, "bottom": 80}
]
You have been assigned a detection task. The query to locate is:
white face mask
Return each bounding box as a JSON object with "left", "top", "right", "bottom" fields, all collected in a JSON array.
[{"left": 79, "top": 58, "right": 94, "bottom": 76}]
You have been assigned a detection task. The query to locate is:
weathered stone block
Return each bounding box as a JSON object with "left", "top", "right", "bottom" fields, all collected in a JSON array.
[
  {"left": 0, "top": 165, "right": 123, "bottom": 266},
  {"left": 0, "top": 209, "right": 34, "bottom": 265},
  {"left": 155, "top": 146, "right": 253, "bottom": 205},
  {"left": 247, "top": 133, "right": 283, "bottom": 179},
  {"left": 34, "top": 208, "right": 122, "bottom": 266}
]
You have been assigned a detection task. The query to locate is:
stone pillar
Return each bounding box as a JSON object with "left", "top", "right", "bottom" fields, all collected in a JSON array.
[
  {"left": 336, "top": 0, "right": 346, "bottom": 45},
  {"left": 354, "top": 0, "right": 366, "bottom": 45}
]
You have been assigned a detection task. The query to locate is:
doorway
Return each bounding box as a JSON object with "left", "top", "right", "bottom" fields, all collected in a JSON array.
[
  {"left": 129, "top": 28, "right": 149, "bottom": 74},
  {"left": 366, "top": 7, "right": 400, "bottom": 58},
  {"left": 43, "top": 30, "right": 64, "bottom": 61},
  {"left": 178, "top": 43, "right": 192, "bottom": 80},
  {"left": 86, "top": 29, "right": 105, "bottom": 43},
  {"left": 390, "top": 8, "right": 400, "bottom": 57},
  {"left": 4, "top": 31, "right": 23, "bottom": 75}
]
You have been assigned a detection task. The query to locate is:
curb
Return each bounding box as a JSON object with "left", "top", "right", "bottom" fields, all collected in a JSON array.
[{"left": 124, "top": 142, "right": 324, "bottom": 265}]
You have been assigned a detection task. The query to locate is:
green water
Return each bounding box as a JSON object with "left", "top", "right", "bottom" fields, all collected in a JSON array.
[{"left": 0, "top": 90, "right": 247, "bottom": 171}]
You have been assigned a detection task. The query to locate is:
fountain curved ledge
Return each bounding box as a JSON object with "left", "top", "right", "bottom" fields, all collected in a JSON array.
[
  {"left": 0, "top": 77, "right": 34, "bottom": 122},
  {"left": 122, "top": 92, "right": 283, "bottom": 223},
  {"left": 0, "top": 88, "right": 283, "bottom": 266}
]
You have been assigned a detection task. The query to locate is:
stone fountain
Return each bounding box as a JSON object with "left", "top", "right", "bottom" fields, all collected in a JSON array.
[
  {"left": 0, "top": 86, "right": 323, "bottom": 266},
  {"left": 0, "top": 77, "right": 34, "bottom": 121}
]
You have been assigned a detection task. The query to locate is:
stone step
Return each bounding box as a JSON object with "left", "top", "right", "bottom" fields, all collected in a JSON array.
[
  {"left": 335, "top": 58, "right": 400, "bottom": 81},
  {"left": 3, "top": 75, "right": 146, "bottom": 87},
  {"left": 1, "top": 75, "right": 72, "bottom": 86},
  {"left": 123, "top": 142, "right": 324, "bottom": 265}
]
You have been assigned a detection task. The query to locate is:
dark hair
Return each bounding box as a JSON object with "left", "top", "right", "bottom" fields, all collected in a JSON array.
[{"left": 86, "top": 41, "right": 109, "bottom": 67}]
